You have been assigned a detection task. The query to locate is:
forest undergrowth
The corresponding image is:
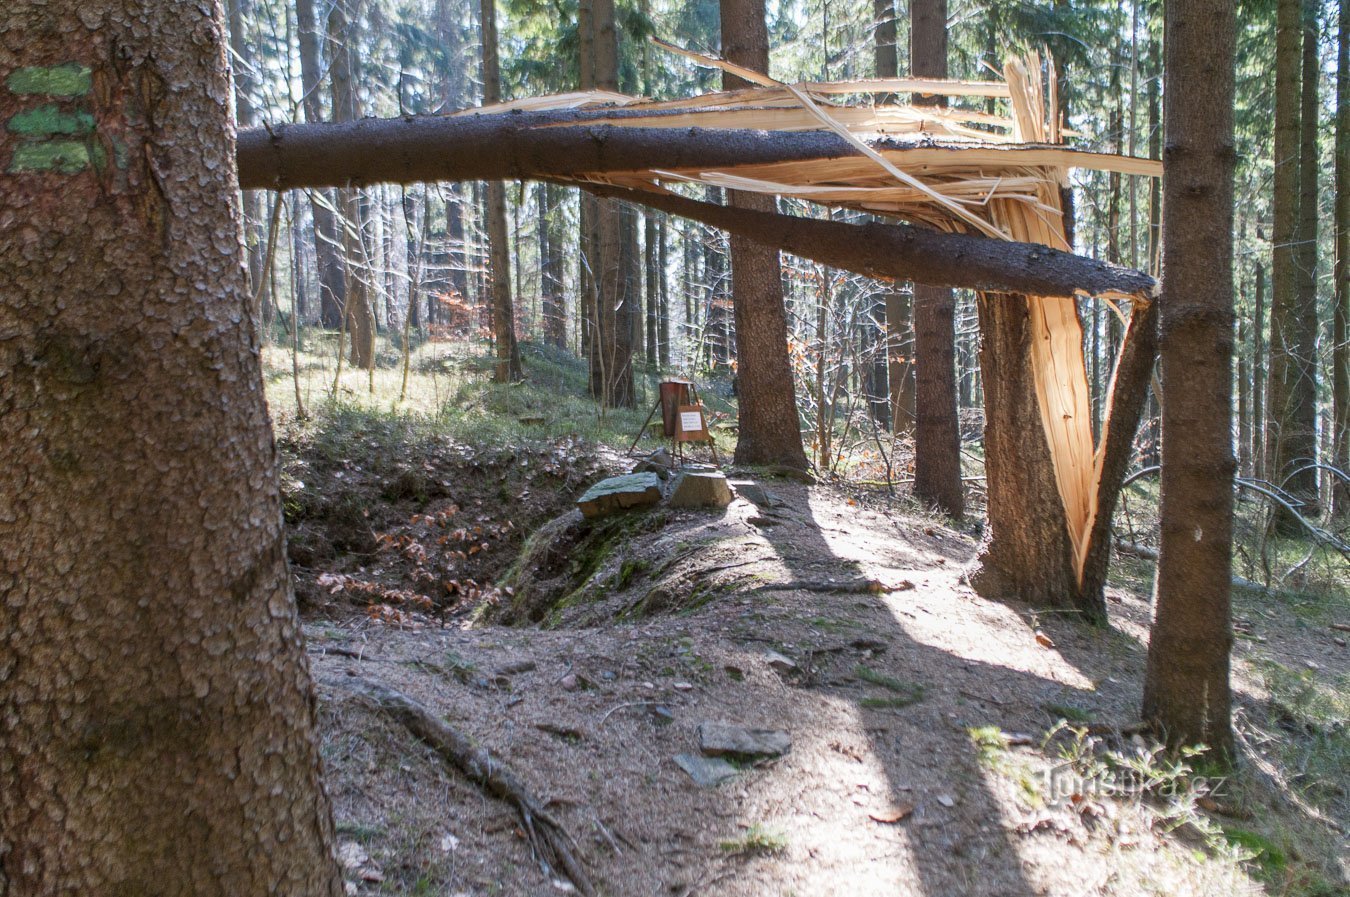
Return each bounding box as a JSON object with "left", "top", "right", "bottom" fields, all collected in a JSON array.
[{"left": 269, "top": 337, "right": 1347, "bottom": 897}]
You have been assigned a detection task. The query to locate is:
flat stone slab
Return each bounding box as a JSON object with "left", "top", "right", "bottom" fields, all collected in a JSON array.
[
  {"left": 668, "top": 471, "right": 732, "bottom": 509},
  {"left": 729, "top": 480, "right": 784, "bottom": 510},
  {"left": 698, "top": 720, "right": 792, "bottom": 759},
  {"left": 576, "top": 472, "right": 663, "bottom": 519},
  {"left": 673, "top": 752, "right": 739, "bottom": 787}
]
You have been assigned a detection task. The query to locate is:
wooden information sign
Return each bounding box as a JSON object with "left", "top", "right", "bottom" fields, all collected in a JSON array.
[{"left": 675, "top": 404, "right": 709, "bottom": 442}]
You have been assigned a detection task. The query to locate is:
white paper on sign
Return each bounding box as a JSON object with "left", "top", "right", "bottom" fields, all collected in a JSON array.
[{"left": 680, "top": 411, "right": 703, "bottom": 432}]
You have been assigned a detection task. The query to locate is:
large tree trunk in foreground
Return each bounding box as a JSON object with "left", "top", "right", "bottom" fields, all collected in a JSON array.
[
  {"left": 721, "top": 0, "right": 810, "bottom": 470},
  {"left": 481, "top": 0, "right": 522, "bottom": 382},
  {"left": 1142, "top": 0, "right": 1237, "bottom": 761},
  {"left": 0, "top": 1, "right": 343, "bottom": 892},
  {"left": 909, "top": 0, "right": 964, "bottom": 516}
]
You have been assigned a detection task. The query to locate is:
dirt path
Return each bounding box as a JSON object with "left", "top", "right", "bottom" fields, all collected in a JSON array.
[{"left": 309, "top": 481, "right": 1343, "bottom": 897}]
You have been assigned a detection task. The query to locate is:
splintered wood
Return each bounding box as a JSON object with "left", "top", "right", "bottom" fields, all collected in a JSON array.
[{"left": 476, "top": 48, "right": 1156, "bottom": 584}]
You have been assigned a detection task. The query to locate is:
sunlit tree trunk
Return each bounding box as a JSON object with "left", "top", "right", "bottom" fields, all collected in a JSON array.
[
  {"left": 1142, "top": 0, "right": 1237, "bottom": 761},
  {"left": 296, "top": 0, "right": 344, "bottom": 328},
  {"left": 720, "top": 0, "right": 810, "bottom": 468},
  {"left": 328, "top": 0, "right": 374, "bottom": 369},
  {"left": 910, "top": 0, "right": 963, "bottom": 515},
  {"left": 0, "top": 1, "right": 344, "bottom": 890},
  {"left": 480, "top": 0, "right": 522, "bottom": 381}
]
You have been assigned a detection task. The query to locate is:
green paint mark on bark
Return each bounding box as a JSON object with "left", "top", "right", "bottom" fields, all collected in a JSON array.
[
  {"left": 7, "top": 105, "right": 95, "bottom": 137},
  {"left": 5, "top": 64, "right": 92, "bottom": 97},
  {"left": 9, "top": 140, "right": 91, "bottom": 174}
]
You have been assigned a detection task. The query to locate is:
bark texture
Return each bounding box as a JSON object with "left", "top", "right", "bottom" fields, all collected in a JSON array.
[
  {"left": 1141, "top": 0, "right": 1237, "bottom": 760},
  {"left": 1336, "top": 0, "right": 1350, "bottom": 516},
  {"left": 296, "top": 0, "right": 344, "bottom": 327},
  {"left": 1267, "top": 0, "right": 1318, "bottom": 524},
  {"left": 721, "top": 0, "right": 809, "bottom": 470},
  {"left": 909, "top": 0, "right": 962, "bottom": 515},
  {"left": 481, "top": 0, "right": 522, "bottom": 382},
  {"left": 328, "top": 0, "right": 374, "bottom": 369},
  {"left": 577, "top": 182, "right": 1156, "bottom": 302},
  {"left": 0, "top": 2, "right": 343, "bottom": 893}
]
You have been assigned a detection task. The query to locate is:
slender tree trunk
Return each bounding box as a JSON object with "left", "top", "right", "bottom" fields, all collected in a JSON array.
[
  {"left": 876, "top": 0, "right": 914, "bottom": 435},
  {"left": 1268, "top": 0, "right": 1318, "bottom": 524},
  {"left": 658, "top": 213, "right": 671, "bottom": 366},
  {"left": 480, "top": 0, "right": 521, "bottom": 381},
  {"left": 720, "top": 0, "right": 810, "bottom": 468},
  {"left": 328, "top": 0, "right": 374, "bottom": 369},
  {"left": 0, "top": 2, "right": 344, "bottom": 890},
  {"left": 909, "top": 0, "right": 963, "bottom": 515},
  {"left": 1142, "top": 0, "right": 1237, "bottom": 761},
  {"left": 296, "top": 0, "right": 344, "bottom": 328},
  {"left": 1334, "top": 0, "right": 1350, "bottom": 515},
  {"left": 645, "top": 210, "right": 659, "bottom": 366},
  {"left": 227, "top": 0, "right": 270, "bottom": 328},
  {"left": 1253, "top": 262, "right": 1266, "bottom": 478}
]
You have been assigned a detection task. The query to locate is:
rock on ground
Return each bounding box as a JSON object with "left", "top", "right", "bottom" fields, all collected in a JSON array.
[
  {"left": 576, "top": 473, "right": 663, "bottom": 519},
  {"left": 697, "top": 721, "right": 792, "bottom": 759}
]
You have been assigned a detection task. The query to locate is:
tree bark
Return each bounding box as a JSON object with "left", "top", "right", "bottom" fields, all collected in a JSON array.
[
  {"left": 295, "top": 0, "right": 344, "bottom": 328},
  {"left": 1142, "top": 0, "right": 1237, "bottom": 761},
  {"left": 721, "top": 0, "right": 810, "bottom": 469},
  {"left": 874, "top": 0, "right": 908, "bottom": 433},
  {"left": 580, "top": 0, "right": 633, "bottom": 406},
  {"left": 1335, "top": 0, "right": 1350, "bottom": 516},
  {"left": 328, "top": 0, "right": 374, "bottom": 369},
  {"left": 481, "top": 0, "right": 522, "bottom": 382},
  {"left": 1267, "top": 0, "right": 1317, "bottom": 525},
  {"left": 576, "top": 182, "right": 1156, "bottom": 301},
  {"left": 0, "top": 2, "right": 344, "bottom": 892},
  {"left": 909, "top": 0, "right": 963, "bottom": 516}
]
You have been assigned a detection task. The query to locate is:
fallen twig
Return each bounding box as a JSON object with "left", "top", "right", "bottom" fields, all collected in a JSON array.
[{"left": 334, "top": 676, "right": 595, "bottom": 896}]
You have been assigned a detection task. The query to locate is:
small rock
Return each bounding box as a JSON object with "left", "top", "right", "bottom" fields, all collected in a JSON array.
[
  {"left": 729, "top": 481, "right": 785, "bottom": 510},
  {"left": 673, "top": 752, "right": 739, "bottom": 787},
  {"left": 600, "top": 670, "right": 617, "bottom": 681},
  {"left": 651, "top": 705, "right": 675, "bottom": 722},
  {"left": 764, "top": 649, "right": 796, "bottom": 674},
  {"left": 576, "top": 473, "right": 663, "bottom": 519},
  {"left": 698, "top": 720, "right": 792, "bottom": 758},
  {"left": 936, "top": 794, "right": 956, "bottom": 808},
  {"left": 632, "top": 448, "right": 675, "bottom": 479},
  {"left": 668, "top": 471, "right": 733, "bottom": 510},
  {"left": 560, "top": 673, "right": 578, "bottom": 691},
  {"left": 674, "top": 681, "right": 694, "bottom": 691}
]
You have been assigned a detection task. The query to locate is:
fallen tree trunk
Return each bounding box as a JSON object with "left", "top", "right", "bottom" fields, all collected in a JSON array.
[
  {"left": 577, "top": 183, "right": 1155, "bottom": 301},
  {"left": 235, "top": 116, "right": 1157, "bottom": 301},
  {"left": 334, "top": 676, "right": 595, "bottom": 896}
]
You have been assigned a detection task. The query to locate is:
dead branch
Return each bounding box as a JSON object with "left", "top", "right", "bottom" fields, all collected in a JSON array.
[{"left": 334, "top": 676, "right": 595, "bottom": 896}]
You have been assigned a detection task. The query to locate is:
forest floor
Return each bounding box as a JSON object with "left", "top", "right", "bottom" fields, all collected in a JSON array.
[{"left": 268, "top": 338, "right": 1348, "bottom": 897}]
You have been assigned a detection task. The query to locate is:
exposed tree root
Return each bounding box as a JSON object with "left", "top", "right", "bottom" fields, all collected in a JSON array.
[
  {"left": 335, "top": 677, "right": 596, "bottom": 896},
  {"left": 748, "top": 578, "right": 914, "bottom": 594}
]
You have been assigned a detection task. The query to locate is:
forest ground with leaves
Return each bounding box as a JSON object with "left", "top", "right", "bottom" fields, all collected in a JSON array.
[{"left": 268, "top": 338, "right": 1347, "bottom": 897}]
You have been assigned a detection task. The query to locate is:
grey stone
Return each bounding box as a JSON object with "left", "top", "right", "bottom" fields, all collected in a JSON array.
[
  {"left": 673, "top": 752, "right": 739, "bottom": 787},
  {"left": 668, "top": 471, "right": 732, "bottom": 510},
  {"left": 763, "top": 650, "right": 796, "bottom": 674},
  {"left": 698, "top": 720, "right": 792, "bottom": 759},
  {"left": 729, "top": 480, "right": 784, "bottom": 510},
  {"left": 576, "top": 473, "right": 663, "bottom": 519},
  {"left": 631, "top": 448, "right": 674, "bottom": 479}
]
